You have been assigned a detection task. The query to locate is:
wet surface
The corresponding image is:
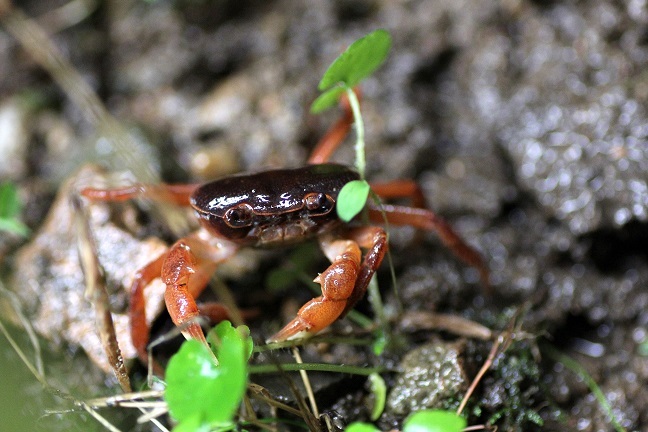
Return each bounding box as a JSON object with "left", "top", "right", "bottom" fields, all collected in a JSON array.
[
  {"left": 1, "top": 0, "right": 648, "bottom": 430},
  {"left": 385, "top": 340, "right": 467, "bottom": 417}
]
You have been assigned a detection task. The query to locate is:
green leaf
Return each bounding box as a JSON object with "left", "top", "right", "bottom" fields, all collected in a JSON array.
[
  {"left": 403, "top": 410, "right": 467, "bottom": 432},
  {"left": 310, "top": 86, "right": 346, "bottom": 113},
  {"left": 208, "top": 320, "right": 254, "bottom": 363},
  {"left": 0, "top": 182, "right": 29, "bottom": 237},
  {"left": 0, "top": 218, "right": 30, "bottom": 237},
  {"left": 165, "top": 340, "right": 225, "bottom": 425},
  {"left": 318, "top": 29, "right": 392, "bottom": 91},
  {"left": 345, "top": 422, "right": 381, "bottom": 432},
  {"left": 0, "top": 182, "right": 20, "bottom": 219},
  {"left": 165, "top": 321, "right": 251, "bottom": 430},
  {"left": 368, "top": 373, "right": 386, "bottom": 421},
  {"left": 172, "top": 415, "right": 210, "bottom": 432},
  {"left": 336, "top": 179, "right": 370, "bottom": 222},
  {"left": 371, "top": 322, "right": 388, "bottom": 356}
]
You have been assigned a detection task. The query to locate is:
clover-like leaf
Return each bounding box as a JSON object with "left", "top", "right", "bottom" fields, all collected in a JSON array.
[
  {"left": 368, "top": 373, "right": 386, "bottom": 421},
  {"left": 318, "top": 29, "right": 392, "bottom": 91},
  {"left": 345, "top": 422, "right": 381, "bottom": 432},
  {"left": 336, "top": 179, "right": 370, "bottom": 222},
  {"left": 403, "top": 410, "right": 467, "bottom": 432},
  {"left": 310, "top": 86, "right": 346, "bottom": 114},
  {"left": 209, "top": 320, "right": 254, "bottom": 363},
  {"left": 165, "top": 321, "right": 251, "bottom": 430}
]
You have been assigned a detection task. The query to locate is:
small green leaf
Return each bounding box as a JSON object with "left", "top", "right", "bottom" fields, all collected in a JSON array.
[
  {"left": 345, "top": 422, "right": 381, "bottom": 432},
  {"left": 368, "top": 373, "right": 386, "bottom": 421},
  {"left": 310, "top": 86, "right": 346, "bottom": 113},
  {"left": 165, "top": 321, "right": 251, "bottom": 430},
  {"left": 0, "top": 182, "right": 29, "bottom": 237},
  {"left": 403, "top": 410, "right": 467, "bottom": 432},
  {"left": 371, "top": 327, "right": 388, "bottom": 356},
  {"left": 336, "top": 179, "right": 370, "bottom": 222},
  {"left": 0, "top": 218, "right": 30, "bottom": 237},
  {"left": 0, "top": 182, "right": 21, "bottom": 219},
  {"left": 318, "top": 29, "right": 392, "bottom": 91},
  {"left": 172, "top": 415, "right": 210, "bottom": 432},
  {"left": 165, "top": 341, "right": 224, "bottom": 425},
  {"left": 208, "top": 320, "right": 254, "bottom": 363}
]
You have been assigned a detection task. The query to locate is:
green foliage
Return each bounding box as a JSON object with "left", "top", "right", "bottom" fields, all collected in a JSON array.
[
  {"left": 403, "top": 410, "right": 466, "bottom": 432},
  {"left": 544, "top": 344, "right": 625, "bottom": 432},
  {"left": 165, "top": 321, "right": 252, "bottom": 431},
  {"left": 337, "top": 179, "right": 370, "bottom": 222},
  {"left": 310, "top": 29, "right": 392, "bottom": 221},
  {"left": 346, "top": 422, "right": 380, "bottom": 432},
  {"left": 368, "top": 372, "right": 386, "bottom": 421},
  {"left": 315, "top": 29, "right": 392, "bottom": 106},
  {"left": 207, "top": 320, "right": 254, "bottom": 363},
  {"left": 345, "top": 410, "right": 465, "bottom": 432},
  {"left": 0, "top": 182, "right": 29, "bottom": 237},
  {"left": 371, "top": 329, "right": 387, "bottom": 356},
  {"left": 311, "top": 86, "right": 346, "bottom": 114}
]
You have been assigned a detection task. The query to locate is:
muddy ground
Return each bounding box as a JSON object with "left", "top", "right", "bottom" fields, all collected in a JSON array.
[{"left": 1, "top": 0, "right": 647, "bottom": 431}]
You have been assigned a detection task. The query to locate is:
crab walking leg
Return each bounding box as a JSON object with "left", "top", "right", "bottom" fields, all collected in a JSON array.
[
  {"left": 367, "top": 204, "right": 489, "bottom": 287},
  {"left": 129, "top": 253, "right": 165, "bottom": 363},
  {"left": 130, "top": 231, "right": 238, "bottom": 362},
  {"left": 81, "top": 183, "right": 199, "bottom": 206},
  {"left": 163, "top": 233, "right": 239, "bottom": 340},
  {"left": 370, "top": 180, "right": 427, "bottom": 209},
  {"left": 307, "top": 94, "right": 355, "bottom": 165},
  {"left": 268, "top": 238, "right": 362, "bottom": 342}
]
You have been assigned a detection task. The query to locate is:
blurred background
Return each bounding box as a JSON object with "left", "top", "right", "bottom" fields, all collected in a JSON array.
[{"left": 1, "top": 0, "right": 647, "bottom": 431}]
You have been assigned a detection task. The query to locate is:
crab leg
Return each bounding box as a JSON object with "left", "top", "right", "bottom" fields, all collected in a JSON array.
[
  {"left": 370, "top": 179, "right": 427, "bottom": 209},
  {"left": 81, "top": 183, "right": 198, "bottom": 206},
  {"left": 129, "top": 252, "right": 165, "bottom": 363},
  {"left": 307, "top": 93, "right": 355, "bottom": 165},
  {"left": 367, "top": 203, "right": 489, "bottom": 287},
  {"left": 268, "top": 226, "right": 387, "bottom": 342},
  {"left": 341, "top": 226, "right": 389, "bottom": 316},
  {"left": 129, "top": 231, "right": 238, "bottom": 363}
]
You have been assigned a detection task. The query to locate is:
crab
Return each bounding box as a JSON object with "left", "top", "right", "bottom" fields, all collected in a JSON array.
[{"left": 81, "top": 101, "right": 489, "bottom": 365}]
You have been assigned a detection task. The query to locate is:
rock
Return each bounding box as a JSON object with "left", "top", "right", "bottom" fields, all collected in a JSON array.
[
  {"left": 386, "top": 340, "right": 467, "bottom": 416},
  {"left": 8, "top": 166, "right": 167, "bottom": 373}
]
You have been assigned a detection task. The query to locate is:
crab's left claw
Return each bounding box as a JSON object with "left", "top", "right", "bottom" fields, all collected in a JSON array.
[
  {"left": 268, "top": 228, "right": 388, "bottom": 342},
  {"left": 267, "top": 239, "right": 361, "bottom": 342}
]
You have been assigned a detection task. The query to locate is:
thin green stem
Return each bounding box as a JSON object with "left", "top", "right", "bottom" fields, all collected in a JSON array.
[
  {"left": 249, "top": 362, "right": 384, "bottom": 376},
  {"left": 255, "top": 336, "right": 374, "bottom": 353},
  {"left": 543, "top": 344, "right": 626, "bottom": 432},
  {"left": 345, "top": 86, "right": 365, "bottom": 178},
  {"left": 367, "top": 276, "right": 387, "bottom": 334}
]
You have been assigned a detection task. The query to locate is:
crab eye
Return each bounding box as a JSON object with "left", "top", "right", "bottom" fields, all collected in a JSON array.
[
  {"left": 224, "top": 204, "right": 254, "bottom": 228},
  {"left": 304, "top": 192, "right": 333, "bottom": 215}
]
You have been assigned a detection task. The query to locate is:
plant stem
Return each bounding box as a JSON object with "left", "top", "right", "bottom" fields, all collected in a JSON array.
[
  {"left": 345, "top": 86, "right": 365, "bottom": 178},
  {"left": 367, "top": 276, "right": 387, "bottom": 334},
  {"left": 249, "top": 362, "right": 384, "bottom": 376},
  {"left": 543, "top": 344, "right": 626, "bottom": 432}
]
